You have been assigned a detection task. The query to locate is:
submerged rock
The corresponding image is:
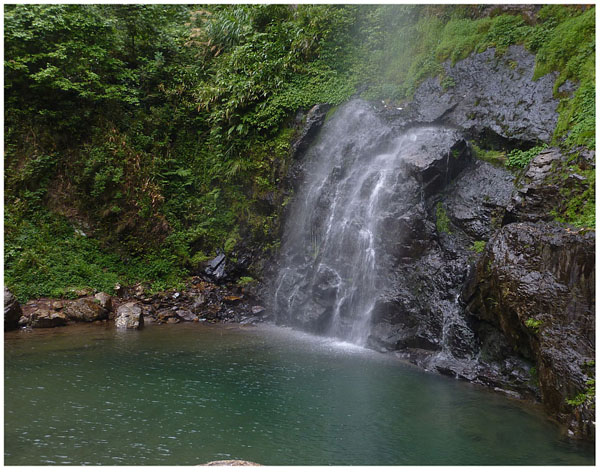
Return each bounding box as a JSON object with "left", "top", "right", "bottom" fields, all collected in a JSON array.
[
  {"left": 4, "top": 289, "right": 22, "bottom": 331},
  {"left": 115, "top": 302, "right": 144, "bottom": 329}
]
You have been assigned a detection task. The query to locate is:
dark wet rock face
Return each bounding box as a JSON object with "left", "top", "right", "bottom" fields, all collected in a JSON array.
[
  {"left": 205, "top": 252, "right": 227, "bottom": 281},
  {"left": 291, "top": 103, "right": 332, "bottom": 159},
  {"left": 271, "top": 100, "right": 535, "bottom": 397},
  {"left": 462, "top": 222, "right": 595, "bottom": 439},
  {"left": 444, "top": 161, "right": 513, "bottom": 240},
  {"left": 504, "top": 148, "right": 565, "bottom": 223},
  {"left": 272, "top": 100, "right": 476, "bottom": 346},
  {"left": 4, "top": 289, "right": 22, "bottom": 331},
  {"left": 406, "top": 46, "right": 559, "bottom": 144}
]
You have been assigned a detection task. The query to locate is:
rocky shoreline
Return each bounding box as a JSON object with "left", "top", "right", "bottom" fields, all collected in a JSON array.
[{"left": 5, "top": 276, "right": 268, "bottom": 333}]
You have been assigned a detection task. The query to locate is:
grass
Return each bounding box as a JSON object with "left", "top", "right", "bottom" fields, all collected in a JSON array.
[{"left": 471, "top": 143, "right": 507, "bottom": 167}]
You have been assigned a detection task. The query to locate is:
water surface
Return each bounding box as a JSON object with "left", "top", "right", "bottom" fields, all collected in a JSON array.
[{"left": 4, "top": 324, "right": 594, "bottom": 465}]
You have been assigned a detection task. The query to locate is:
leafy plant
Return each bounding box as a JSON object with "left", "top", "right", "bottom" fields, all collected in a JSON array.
[
  {"left": 566, "top": 378, "right": 595, "bottom": 408},
  {"left": 237, "top": 276, "right": 255, "bottom": 286},
  {"left": 507, "top": 146, "right": 547, "bottom": 169},
  {"left": 524, "top": 318, "right": 543, "bottom": 333},
  {"left": 470, "top": 240, "right": 486, "bottom": 253}
]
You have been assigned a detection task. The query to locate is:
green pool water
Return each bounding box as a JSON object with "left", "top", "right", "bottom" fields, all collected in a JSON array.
[{"left": 4, "top": 323, "right": 595, "bottom": 465}]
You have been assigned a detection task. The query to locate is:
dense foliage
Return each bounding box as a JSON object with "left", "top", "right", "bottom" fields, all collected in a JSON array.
[{"left": 4, "top": 5, "right": 595, "bottom": 301}]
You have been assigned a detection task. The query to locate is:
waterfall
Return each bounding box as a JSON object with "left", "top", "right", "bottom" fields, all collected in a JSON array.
[{"left": 272, "top": 99, "right": 458, "bottom": 346}]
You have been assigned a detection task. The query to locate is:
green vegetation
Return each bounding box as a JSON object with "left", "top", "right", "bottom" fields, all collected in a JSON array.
[
  {"left": 556, "top": 163, "right": 595, "bottom": 229},
  {"left": 529, "top": 367, "right": 539, "bottom": 387},
  {"left": 4, "top": 5, "right": 595, "bottom": 301},
  {"left": 471, "top": 144, "right": 507, "bottom": 167},
  {"left": 357, "top": 5, "right": 595, "bottom": 149},
  {"left": 470, "top": 241, "right": 487, "bottom": 253},
  {"left": 435, "top": 203, "right": 452, "bottom": 234},
  {"left": 525, "top": 318, "right": 543, "bottom": 333},
  {"left": 566, "top": 378, "right": 595, "bottom": 408},
  {"left": 237, "top": 276, "right": 255, "bottom": 286},
  {"left": 5, "top": 5, "right": 360, "bottom": 299},
  {"left": 506, "top": 146, "right": 548, "bottom": 169}
]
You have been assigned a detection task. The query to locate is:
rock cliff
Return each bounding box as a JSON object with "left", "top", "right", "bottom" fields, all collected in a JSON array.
[{"left": 273, "top": 44, "right": 594, "bottom": 440}]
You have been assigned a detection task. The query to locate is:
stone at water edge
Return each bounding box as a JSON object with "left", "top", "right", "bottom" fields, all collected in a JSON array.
[
  {"left": 4, "top": 289, "right": 22, "bottom": 331},
  {"left": 176, "top": 309, "right": 198, "bottom": 322},
  {"left": 115, "top": 302, "right": 144, "bottom": 329},
  {"left": 30, "top": 309, "right": 68, "bottom": 328},
  {"left": 63, "top": 297, "right": 108, "bottom": 322},
  {"left": 94, "top": 292, "right": 113, "bottom": 311},
  {"left": 156, "top": 308, "right": 178, "bottom": 323}
]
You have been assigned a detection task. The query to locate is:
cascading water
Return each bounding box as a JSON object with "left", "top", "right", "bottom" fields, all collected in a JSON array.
[{"left": 272, "top": 100, "right": 463, "bottom": 346}]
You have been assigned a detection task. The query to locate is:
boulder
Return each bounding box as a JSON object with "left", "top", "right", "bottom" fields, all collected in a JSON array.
[
  {"left": 4, "top": 289, "right": 22, "bottom": 331},
  {"left": 205, "top": 252, "right": 227, "bottom": 281},
  {"left": 30, "top": 309, "right": 68, "bottom": 328},
  {"left": 115, "top": 302, "right": 144, "bottom": 329},
  {"left": 93, "top": 292, "right": 113, "bottom": 311},
  {"left": 52, "top": 301, "right": 64, "bottom": 310},
  {"left": 63, "top": 297, "right": 108, "bottom": 322}
]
